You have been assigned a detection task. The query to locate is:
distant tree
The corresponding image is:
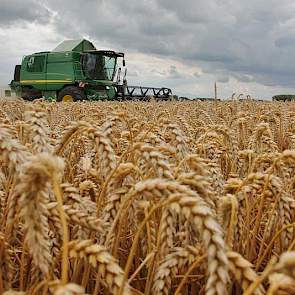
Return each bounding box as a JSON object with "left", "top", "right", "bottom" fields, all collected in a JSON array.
[{"left": 272, "top": 95, "right": 295, "bottom": 101}]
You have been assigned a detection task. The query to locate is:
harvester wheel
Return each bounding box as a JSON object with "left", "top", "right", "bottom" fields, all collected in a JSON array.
[
  {"left": 57, "top": 86, "right": 86, "bottom": 102},
  {"left": 21, "top": 89, "right": 42, "bottom": 101}
]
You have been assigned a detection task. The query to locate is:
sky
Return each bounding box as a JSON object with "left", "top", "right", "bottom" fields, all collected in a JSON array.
[{"left": 1, "top": 0, "right": 295, "bottom": 99}]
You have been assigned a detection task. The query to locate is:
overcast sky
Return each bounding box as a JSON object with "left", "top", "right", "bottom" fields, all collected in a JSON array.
[{"left": 1, "top": 0, "right": 295, "bottom": 99}]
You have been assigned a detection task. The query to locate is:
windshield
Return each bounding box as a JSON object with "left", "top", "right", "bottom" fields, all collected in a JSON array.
[{"left": 83, "top": 53, "right": 117, "bottom": 81}]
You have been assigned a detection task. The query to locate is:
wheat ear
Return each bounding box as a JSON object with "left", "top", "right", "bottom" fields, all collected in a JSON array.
[
  {"left": 17, "top": 153, "right": 64, "bottom": 274},
  {"left": 128, "top": 179, "right": 229, "bottom": 295},
  {"left": 68, "top": 239, "right": 131, "bottom": 294},
  {"left": 227, "top": 251, "right": 265, "bottom": 295}
]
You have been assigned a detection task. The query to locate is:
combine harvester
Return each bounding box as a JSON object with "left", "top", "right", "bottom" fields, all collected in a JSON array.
[{"left": 10, "top": 39, "right": 173, "bottom": 101}]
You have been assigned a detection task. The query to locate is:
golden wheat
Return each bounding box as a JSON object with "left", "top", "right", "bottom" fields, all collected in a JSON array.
[{"left": 1, "top": 98, "right": 295, "bottom": 294}]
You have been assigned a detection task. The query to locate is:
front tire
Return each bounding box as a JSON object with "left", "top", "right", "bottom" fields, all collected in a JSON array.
[
  {"left": 21, "top": 89, "right": 42, "bottom": 101},
  {"left": 57, "top": 86, "right": 86, "bottom": 102}
]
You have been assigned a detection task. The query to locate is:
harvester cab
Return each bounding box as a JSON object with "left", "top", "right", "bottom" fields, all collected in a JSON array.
[
  {"left": 9, "top": 39, "right": 172, "bottom": 102},
  {"left": 82, "top": 50, "right": 124, "bottom": 81}
]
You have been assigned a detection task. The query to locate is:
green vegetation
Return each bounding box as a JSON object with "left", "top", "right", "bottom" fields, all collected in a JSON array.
[{"left": 272, "top": 95, "right": 295, "bottom": 101}]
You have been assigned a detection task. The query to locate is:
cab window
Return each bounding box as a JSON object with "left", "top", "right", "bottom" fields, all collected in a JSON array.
[{"left": 27, "top": 55, "right": 45, "bottom": 72}]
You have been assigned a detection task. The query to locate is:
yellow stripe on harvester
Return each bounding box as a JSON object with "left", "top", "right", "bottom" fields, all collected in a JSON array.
[{"left": 20, "top": 80, "right": 73, "bottom": 83}]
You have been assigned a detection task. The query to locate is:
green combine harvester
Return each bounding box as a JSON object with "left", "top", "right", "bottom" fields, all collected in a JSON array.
[{"left": 10, "top": 39, "right": 172, "bottom": 101}]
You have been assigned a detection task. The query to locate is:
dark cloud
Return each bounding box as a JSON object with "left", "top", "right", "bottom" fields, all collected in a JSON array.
[
  {"left": 0, "top": 0, "right": 51, "bottom": 25},
  {"left": 38, "top": 0, "right": 295, "bottom": 90},
  {"left": 217, "top": 75, "right": 229, "bottom": 83},
  {"left": 1, "top": 0, "right": 295, "bottom": 97},
  {"left": 232, "top": 73, "right": 254, "bottom": 83}
]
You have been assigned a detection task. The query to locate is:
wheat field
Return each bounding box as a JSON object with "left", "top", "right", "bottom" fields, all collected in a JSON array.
[{"left": 1, "top": 98, "right": 295, "bottom": 295}]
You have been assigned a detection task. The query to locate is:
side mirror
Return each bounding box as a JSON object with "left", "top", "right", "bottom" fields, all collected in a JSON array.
[{"left": 123, "top": 59, "right": 126, "bottom": 67}]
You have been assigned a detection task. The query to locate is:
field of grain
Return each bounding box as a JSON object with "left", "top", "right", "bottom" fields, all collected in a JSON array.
[{"left": 1, "top": 98, "right": 295, "bottom": 295}]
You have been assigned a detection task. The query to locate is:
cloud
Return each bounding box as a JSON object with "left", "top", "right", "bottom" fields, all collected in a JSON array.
[
  {"left": 0, "top": 20, "right": 63, "bottom": 87},
  {"left": 1, "top": 0, "right": 295, "bottom": 99},
  {"left": 193, "top": 72, "right": 201, "bottom": 78},
  {"left": 0, "top": 0, "right": 52, "bottom": 25},
  {"left": 167, "top": 66, "right": 182, "bottom": 79},
  {"left": 217, "top": 75, "right": 229, "bottom": 83},
  {"left": 44, "top": 0, "right": 295, "bottom": 87},
  {"left": 127, "top": 70, "right": 139, "bottom": 77}
]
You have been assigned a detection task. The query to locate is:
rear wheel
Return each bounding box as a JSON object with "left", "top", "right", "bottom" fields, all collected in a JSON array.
[{"left": 57, "top": 86, "right": 86, "bottom": 102}]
